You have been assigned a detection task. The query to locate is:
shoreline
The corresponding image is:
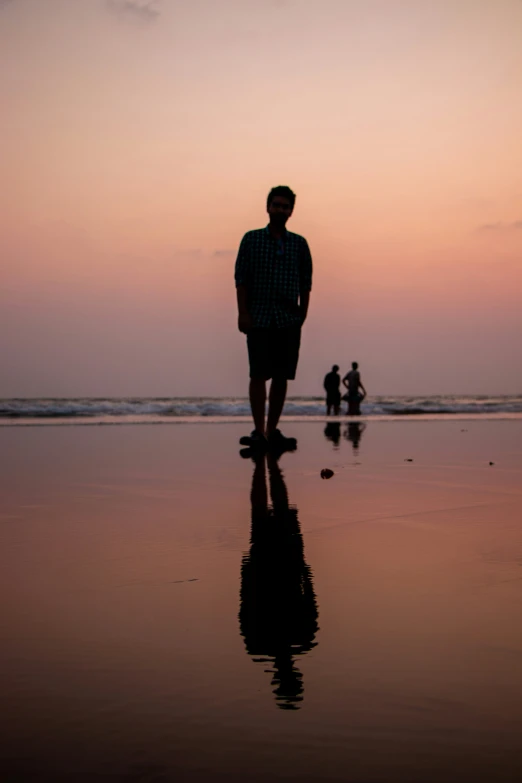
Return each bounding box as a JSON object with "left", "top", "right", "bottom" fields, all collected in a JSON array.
[{"left": 2, "top": 411, "right": 522, "bottom": 427}]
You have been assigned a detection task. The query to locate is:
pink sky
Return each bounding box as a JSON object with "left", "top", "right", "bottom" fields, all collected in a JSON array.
[{"left": 1, "top": 0, "right": 521, "bottom": 396}]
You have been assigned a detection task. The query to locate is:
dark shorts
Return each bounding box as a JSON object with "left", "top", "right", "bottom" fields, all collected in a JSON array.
[
  {"left": 247, "top": 325, "right": 302, "bottom": 380},
  {"left": 326, "top": 391, "right": 341, "bottom": 407}
]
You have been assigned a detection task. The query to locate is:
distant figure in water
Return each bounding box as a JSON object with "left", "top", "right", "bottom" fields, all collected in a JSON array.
[
  {"left": 239, "top": 453, "right": 319, "bottom": 710},
  {"left": 342, "top": 361, "right": 367, "bottom": 416},
  {"left": 323, "top": 364, "right": 341, "bottom": 416}
]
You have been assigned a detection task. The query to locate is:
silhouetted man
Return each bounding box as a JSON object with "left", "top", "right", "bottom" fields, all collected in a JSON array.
[
  {"left": 239, "top": 453, "right": 319, "bottom": 710},
  {"left": 342, "top": 361, "right": 367, "bottom": 415},
  {"left": 235, "top": 186, "right": 313, "bottom": 451},
  {"left": 324, "top": 364, "right": 341, "bottom": 415}
]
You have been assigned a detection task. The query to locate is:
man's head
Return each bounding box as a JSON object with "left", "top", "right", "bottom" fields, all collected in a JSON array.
[
  {"left": 332, "top": 365, "right": 339, "bottom": 372},
  {"left": 352, "top": 361, "right": 358, "bottom": 370},
  {"left": 267, "top": 185, "right": 295, "bottom": 227}
]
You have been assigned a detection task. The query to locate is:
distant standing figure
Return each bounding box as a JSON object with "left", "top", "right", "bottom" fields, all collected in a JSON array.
[
  {"left": 323, "top": 364, "right": 341, "bottom": 416},
  {"left": 342, "top": 362, "right": 367, "bottom": 415}
]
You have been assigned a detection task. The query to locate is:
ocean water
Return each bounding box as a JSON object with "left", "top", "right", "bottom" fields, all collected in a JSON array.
[{"left": 1, "top": 395, "right": 522, "bottom": 424}]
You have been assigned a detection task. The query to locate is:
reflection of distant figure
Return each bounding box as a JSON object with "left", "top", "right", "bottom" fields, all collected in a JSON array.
[
  {"left": 324, "top": 421, "right": 341, "bottom": 448},
  {"left": 323, "top": 364, "right": 341, "bottom": 416},
  {"left": 344, "top": 422, "right": 367, "bottom": 454},
  {"left": 239, "top": 454, "right": 319, "bottom": 710},
  {"left": 342, "top": 361, "right": 367, "bottom": 415}
]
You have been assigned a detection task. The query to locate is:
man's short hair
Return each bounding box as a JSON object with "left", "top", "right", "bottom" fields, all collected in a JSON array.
[
  {"left": 352, "top": 361, "right": 358, "bottom": 369},
  {"left": 267, "top": 185, "right": 296, "bottom": 210},
  {"left": 332, "top": 365, "right": 339, "bottom": 372}
]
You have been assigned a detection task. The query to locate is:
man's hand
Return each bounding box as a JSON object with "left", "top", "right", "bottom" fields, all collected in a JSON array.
[{"left": 238, "top": 311, "right": 253, "bottom": 333}]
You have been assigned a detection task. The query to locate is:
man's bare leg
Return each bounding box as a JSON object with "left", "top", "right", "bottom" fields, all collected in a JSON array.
[
  {"left": 249, "top": 378, "right": 267, "bottom": 435},
  {"left": 266, "top": 378, "right": 287, "bottom": 437}
]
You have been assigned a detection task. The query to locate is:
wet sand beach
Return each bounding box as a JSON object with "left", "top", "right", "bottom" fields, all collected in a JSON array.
[{"left": 1, "top": 420, "right": 522, "bottom": 782}]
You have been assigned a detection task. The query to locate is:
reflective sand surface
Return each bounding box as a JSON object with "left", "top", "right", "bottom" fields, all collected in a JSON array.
[{"left": 1, "top": 421, "right": 522, "bottom": 782}]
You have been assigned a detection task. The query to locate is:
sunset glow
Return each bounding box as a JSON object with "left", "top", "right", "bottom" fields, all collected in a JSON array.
[{"left": 2, "top": 0, "right": 521, "bottom": 396}]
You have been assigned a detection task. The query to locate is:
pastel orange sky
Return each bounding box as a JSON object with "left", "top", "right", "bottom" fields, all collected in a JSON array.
[{"left": 2, "top": 0, "right": 521, "bottom": 396}]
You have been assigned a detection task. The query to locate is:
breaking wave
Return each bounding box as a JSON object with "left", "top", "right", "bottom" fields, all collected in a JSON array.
[{"left": 1, "top": 395, "right": 522, "bottom": 422}]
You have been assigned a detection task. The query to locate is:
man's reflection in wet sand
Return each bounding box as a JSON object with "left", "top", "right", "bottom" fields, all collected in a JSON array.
[
  {"left": 344, "top": 421, "right": 367, "bottom": 454},
  {"left": 324, "top": 421, "right": 341, "bottom": 448},
  {"left": 239, "top": 454, "right": 319, "bottom": 710}
]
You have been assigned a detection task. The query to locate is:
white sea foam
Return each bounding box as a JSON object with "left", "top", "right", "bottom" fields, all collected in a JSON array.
[{"left": 1, "top": 396, "right": 522, "bottom": 422}]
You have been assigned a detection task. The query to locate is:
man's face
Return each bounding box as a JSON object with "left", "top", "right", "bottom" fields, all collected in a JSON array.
[{"left": 268, "top": 196, "right": 293, "bottom": 225}]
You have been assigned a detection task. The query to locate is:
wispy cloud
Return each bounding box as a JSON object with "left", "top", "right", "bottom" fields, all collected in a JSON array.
[
  {"left": 0, "top": 0, "right": 15, "bottom": 8},
  {"left": 214, "top": 249, "right": 235, "bottom": 257},
  {"left": 174, "top": 248, "right": 201, "bottom": 257},
  {"left": 477, "top": 220, "right": 522, "bottom": 232},
  {"left": 459, "top": 197, "right": 495, "bottom": 209},
  {"left": 106, "top": 0, "right": 161, "bottom": 22}
]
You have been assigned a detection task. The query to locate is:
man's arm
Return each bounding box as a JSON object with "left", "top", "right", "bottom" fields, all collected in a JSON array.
[
  {"left": 235, "top": 234, "right": 252, "bottom": 333},
  {"left": 298, "top": 239, "right": 312, "bottom": 323},
  {"left": 236, "top": 285, "right": 252, "bottom": 333},
  {"left": 359, "top": 378, "right": 367, "bottom": 397},
  {"left": 342, "top": 374, "right": 349, "bottom": 390}
]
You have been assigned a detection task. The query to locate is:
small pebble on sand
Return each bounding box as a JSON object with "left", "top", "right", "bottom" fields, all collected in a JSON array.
[{"left": 321, "top": 469, "right": 334, "bottom": 479}]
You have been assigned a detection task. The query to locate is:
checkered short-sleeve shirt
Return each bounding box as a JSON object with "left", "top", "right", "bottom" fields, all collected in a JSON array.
[{"left": 234, "top": 226, "right": 313, "bottom": 329}]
